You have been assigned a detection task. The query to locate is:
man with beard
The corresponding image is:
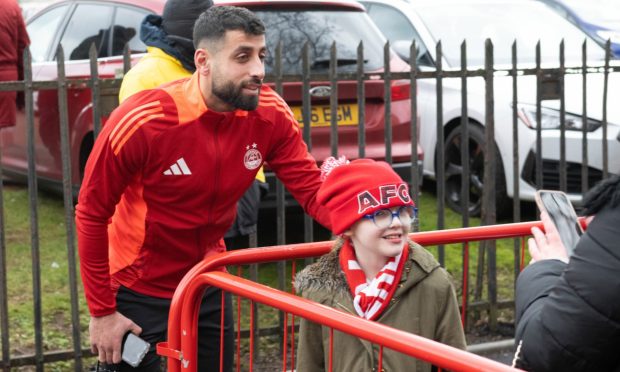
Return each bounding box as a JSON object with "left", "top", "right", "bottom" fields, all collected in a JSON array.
[
  {"left": 119, "top": 0, "right": 268, "bottom": 257},
  {"left": 76, "top": 6, "right": 331, "bottom": 371}
]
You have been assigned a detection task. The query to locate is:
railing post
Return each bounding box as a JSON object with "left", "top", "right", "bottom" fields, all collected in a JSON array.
[
  {"left": 329, "top": 42, "right": 338, "bottom": 157},
  {"left": 435, "top": 41, "right": 445, "bottom": 266},
  {"left": 511, "top": 41, "right": 521, "bottom": 285},
  {"left": 602, "top": 40, "right": 610, "bottom": 178},
  {"left": 581, "top": 40, "right": 589, "bottom": 196},
  {"left": 409, "top": 41, "right": 419, "bottom": 205},
  {"left": 383, "top": 41, "right": 392, "bottom": 164},
  {"left": 482, "top": 39, "right": 497, "bottom": 331},
  {"left": 27, "top": 45, "right": 43, "bottom": 372},
  {"left": 55, "top": 45, "right": 83, "bottom": 371},
  {"left": 459, "top": 41, "right": 470, "bottom": 330},
  {"left": 302, "top": 42, "right": 314, "bottom": 246}
]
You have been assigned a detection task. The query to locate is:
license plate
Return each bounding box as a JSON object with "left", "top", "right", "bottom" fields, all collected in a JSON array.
[{"left": 291, "top": 104, "right": 358, "bottom": 127}]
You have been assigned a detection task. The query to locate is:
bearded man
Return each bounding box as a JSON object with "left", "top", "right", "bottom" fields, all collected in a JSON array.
[{"left": 76, "top": 6, "right": 331, "bottom": 371}]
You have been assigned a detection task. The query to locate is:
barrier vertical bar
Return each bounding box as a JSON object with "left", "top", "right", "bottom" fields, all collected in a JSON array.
[{"left": 56, "top": 46, "right": 83, "bottom": 371}]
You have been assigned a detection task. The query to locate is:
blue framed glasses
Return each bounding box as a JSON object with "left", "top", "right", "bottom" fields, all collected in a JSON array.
[{"left": 363, "top": 206, "right": 415, "bottom": 228}]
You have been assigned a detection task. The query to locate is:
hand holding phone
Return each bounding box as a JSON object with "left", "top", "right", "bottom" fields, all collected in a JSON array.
[
  {"left": 122, "top": 332, "right": 150, "bottom": 368},
  {"left": 534, "top": 190, "right": 584, "bottom": 258}
]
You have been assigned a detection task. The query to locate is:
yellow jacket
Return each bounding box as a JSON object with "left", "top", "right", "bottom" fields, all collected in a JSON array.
[{"left": 119, "top": 47, "right": 265, "bottom": 183}]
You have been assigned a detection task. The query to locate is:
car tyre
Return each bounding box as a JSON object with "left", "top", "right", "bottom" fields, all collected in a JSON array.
[{"left": 444, "top": 123, "right": 509, "bottom": 217}]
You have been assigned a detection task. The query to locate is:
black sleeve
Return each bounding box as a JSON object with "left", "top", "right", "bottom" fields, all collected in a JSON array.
[{"left": 514, "top": 207, "right": 620, "bottom": 371}]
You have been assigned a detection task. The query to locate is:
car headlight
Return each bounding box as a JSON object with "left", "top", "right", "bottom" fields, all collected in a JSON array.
[{"left": 517, "top": 104, "right": 602, "bottom": 132}]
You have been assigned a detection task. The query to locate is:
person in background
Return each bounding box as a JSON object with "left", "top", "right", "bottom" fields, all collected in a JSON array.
[
  {"left": 78, "top": 6, "right": 331, "bottom": 371},
  {"left": 119, "top": 0, "right": 267, "bottom": 251},
  {"left": 513, "top": 174, "right": 620, "bottom": 371},
  {"left": 0, "top": 0, "right": 30, "bottom": 128},
  {"left": 295, "top": 157, "right": 466, "bottom": 372}
]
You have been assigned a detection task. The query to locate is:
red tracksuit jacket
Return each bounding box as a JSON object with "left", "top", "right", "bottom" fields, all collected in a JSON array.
[{"left": 76, "top": 74, "right": 330, "bottom": 316}]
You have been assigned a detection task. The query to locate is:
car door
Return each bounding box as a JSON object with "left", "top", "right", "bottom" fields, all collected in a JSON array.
[{"left": 34, "top": 2, "right": 114, "bottom": 182}]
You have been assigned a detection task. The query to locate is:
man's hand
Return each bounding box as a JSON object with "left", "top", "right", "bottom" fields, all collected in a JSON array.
[
  {"left": 528, "top": 211, "right": 570, "bottom": 264},
  {"left": 89, "top": 312, "right": 142, "bottom": 364}
]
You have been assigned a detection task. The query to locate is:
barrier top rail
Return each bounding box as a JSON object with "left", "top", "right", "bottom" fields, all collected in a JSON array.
[{"left": 160, "top": 219, "right": 584, "bottom": 371}]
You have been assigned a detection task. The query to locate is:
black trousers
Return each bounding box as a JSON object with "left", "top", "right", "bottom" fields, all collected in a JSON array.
[{"left": 114, "top": 285, "right": 233, "bottom": 371}]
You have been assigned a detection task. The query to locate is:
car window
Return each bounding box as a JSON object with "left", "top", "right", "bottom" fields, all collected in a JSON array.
[
  {"left": 253, "top": 9, "right": 385, "bottom": 75},
  {"left": 363, "top": 3, "right": 431, "bottom": 66},
  {"left": 26, "top": 5, "right": 69, "bottom": 62},
  {"left": 112, "top": 6, "right": 150, "bottom": 56},
  {"left": 59, "top": 4, "right": 113, "bottom": 61}
]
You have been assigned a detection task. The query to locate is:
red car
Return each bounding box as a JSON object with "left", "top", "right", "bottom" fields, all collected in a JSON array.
[{"left": 2, "top": 0, "right": 423, "bottom": 201}]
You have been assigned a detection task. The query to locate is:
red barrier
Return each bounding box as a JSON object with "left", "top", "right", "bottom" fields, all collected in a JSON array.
[{"left": 159, "top": 219, "right": 585, "bottom": 371}]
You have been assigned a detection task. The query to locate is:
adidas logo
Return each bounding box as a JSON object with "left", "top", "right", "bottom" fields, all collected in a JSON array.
[{"left": 163, "top": 158, "right": 192, "bottom": 175}]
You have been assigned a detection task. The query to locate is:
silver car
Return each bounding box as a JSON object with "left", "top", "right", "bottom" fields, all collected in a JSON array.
[{"left": 360, "top": 0, "right": 620, "bottom": 215}]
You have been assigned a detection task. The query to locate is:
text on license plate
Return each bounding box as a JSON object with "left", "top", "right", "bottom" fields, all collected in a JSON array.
[{"left": 291, "top": 104, "right": 358, "bottom": 127}]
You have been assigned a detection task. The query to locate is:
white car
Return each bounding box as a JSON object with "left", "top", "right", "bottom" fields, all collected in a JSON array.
[{"left": 360, "top": 0, "right": 620, "bottom": 215}]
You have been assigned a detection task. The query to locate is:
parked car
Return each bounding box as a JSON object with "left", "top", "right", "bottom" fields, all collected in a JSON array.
[
  {"left": 360, "top": 0, "right": 620, "bottom": 215},
  {"left": 1, "top": 0, "right": 423, "bottom": 205},
  {"left": 538, "top": 0, "right": 620, "bottom": 58}
]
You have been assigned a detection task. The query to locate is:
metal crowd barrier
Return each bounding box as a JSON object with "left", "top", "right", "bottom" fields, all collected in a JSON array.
[{"left": 156, "top": 221, "right": 570, "bottom": 372}]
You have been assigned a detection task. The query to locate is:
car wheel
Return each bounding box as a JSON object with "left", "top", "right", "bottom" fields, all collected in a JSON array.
[{"left": 444, "top": 123, "right": 509, "bottom": 217}]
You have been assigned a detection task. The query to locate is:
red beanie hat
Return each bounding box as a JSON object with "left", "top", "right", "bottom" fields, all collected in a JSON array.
[{"left": 317, "top": 157, "right": 415, "bottom": 235}]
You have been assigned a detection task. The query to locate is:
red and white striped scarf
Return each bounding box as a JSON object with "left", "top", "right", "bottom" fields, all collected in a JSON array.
[{"left": 339, "top": 239, "right": 409, "bottom": 320}]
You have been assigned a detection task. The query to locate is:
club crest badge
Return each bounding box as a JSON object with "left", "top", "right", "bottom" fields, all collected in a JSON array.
[{"left": 244, "top": 143, "right": 262, "bottom": 170}]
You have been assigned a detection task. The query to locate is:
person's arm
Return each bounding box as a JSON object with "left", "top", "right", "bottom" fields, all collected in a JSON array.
[
  {"left": 296, "top": 318, "right": 325, "bottom": 372},
  {"left": 262, "top": 90, "right": 331, "bottom": 229},
  {"left": 514, "top": 206, "right": 620, "bottom": 371},
  {"left": 15, "top": 6, "right": 29, "bottom": 81},
  {"left": 15, "top": 5, "right": 30, "bottom": 110},
  {"left": 75, "top": 92, "right": 163, "bottom": 363}
]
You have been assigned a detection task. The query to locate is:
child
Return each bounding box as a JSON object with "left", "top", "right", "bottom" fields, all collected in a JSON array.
[{"left": 295, "top": 157, "right": 466, "bottom": 372}]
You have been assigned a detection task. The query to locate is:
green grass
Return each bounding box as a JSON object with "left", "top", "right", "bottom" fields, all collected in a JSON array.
[{"left": 1, "top": 183, "right": 532, "bottom": 369}]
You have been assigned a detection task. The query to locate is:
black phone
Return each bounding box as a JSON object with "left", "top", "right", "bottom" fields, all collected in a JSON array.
[
  {"left": 122, "top": 332, "right": 150, "bottom": 368},
  {"left": 535, "top": 190, "right": 584, "bottom": 256}
]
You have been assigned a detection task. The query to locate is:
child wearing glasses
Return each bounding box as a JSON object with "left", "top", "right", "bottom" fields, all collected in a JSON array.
[{"left": 295, "top": 157, "right": 466, "bottom": 372}]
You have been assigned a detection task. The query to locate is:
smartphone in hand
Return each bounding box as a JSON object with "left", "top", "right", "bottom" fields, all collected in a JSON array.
[
  {"left": 122, "top": 332, "right": 150, "bottom": 368},
  {"left": 535, "top": 190, "right": 584, "bottom": 256}
]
